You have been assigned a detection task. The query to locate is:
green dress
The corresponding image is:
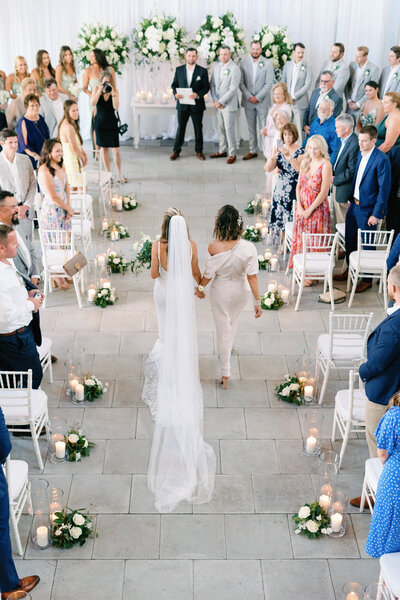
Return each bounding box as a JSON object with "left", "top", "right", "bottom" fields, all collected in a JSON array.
[{"left": 376, "top": 115, "right": 400, "bottom": 148}]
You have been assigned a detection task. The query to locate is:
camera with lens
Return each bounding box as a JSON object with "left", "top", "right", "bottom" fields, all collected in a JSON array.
[{"left": 103, "top": 82, "right": 112, "bottom": 94}]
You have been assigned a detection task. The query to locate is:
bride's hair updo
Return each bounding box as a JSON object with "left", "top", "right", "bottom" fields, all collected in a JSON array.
[
  {"left": 214, "top": 205, "right": 244, "bottom": 241},
  {"left": 161, "top": 207, "right": 185, "bottom": 240}
]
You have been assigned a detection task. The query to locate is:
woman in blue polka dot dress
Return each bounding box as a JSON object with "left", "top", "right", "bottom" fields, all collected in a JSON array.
[{"left": 366, "top": 392, "right": 400, "bottom": 558}]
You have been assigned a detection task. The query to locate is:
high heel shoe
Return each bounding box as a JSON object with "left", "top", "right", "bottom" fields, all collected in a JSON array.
[
  {"left": 52, "top": 279, "right": 70, "bottom": 290},
  {"left": 215, "top": 377, "right": 229, "bottom": 389}
]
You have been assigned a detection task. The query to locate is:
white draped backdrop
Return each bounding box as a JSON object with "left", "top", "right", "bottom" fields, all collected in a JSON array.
[{"left": 1, "top": 0, "right": 400, "bottom": 141}]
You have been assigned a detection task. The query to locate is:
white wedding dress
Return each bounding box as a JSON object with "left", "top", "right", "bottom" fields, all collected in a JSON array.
[{"left": 142, "top": 216, "right": 216, "bottom": 513}]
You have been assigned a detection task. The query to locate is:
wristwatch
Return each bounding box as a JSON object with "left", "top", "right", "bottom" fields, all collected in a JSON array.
[{"left": 198, "top": 285, "right": 205, "bottom": 292}]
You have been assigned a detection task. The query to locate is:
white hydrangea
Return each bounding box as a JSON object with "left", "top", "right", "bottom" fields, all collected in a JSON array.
[
  {"left": 211, "top": 17, "right": 223, "bottom": 28},
  {"left": 70, "top": 526, "right": 82, "bottom": 539},
  {"left": 73, "top": 513, "right": 86, "bottom": 526},
  {"left": 253, "top": 34, "right": 260, "bottom": 41},
  {"left": 298, "top": 506, "right": 311, "bottom": 519}
]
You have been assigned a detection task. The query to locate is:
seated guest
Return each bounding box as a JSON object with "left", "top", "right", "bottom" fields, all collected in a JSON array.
[
  {"left": 365, "top": 391, "right": 400, "bottom": 557},
  {"left": 303, "top": 70, "right": 343, "bottom": 135},
  {"left": 330, "top": 113, "right": 359, "bottom": 224},
  {"left": 387, "top": 146, "right": 400, "bottom": 239},
  {"left": 281, "top": 42, "right": 313, "bottom": 130},
  {"left": 16, "top": 94, "right": 49, "bottom": 169},
  {"left": 346, "top": 46, "right": 380, "bottom": 122},
  {"left": 39, "top": 78, "right": 68, "bottom": 138},
  {"left": 288, "top": 134, "right": 332, "bottom": 282},
  {"left": 356, "top": 80, "right": 385, "bottom": 131},
  {"left": 31, "top": 49, "right": 56, "bottom": 95},
  {"left": 302, "top": 98, "right": 339, "bottom": 155},
  {"left": 335, "top": 125, "right": 391, "bottom": 291},
  {"left": 380, "top": 46, "right": 400, "bottom": 96},
  {"left": 5, "top": 56, "right": 30, "bottom": 99},
  {"left": 375, "top": 92, "right": 400, "bottom": 153},
  {"left": 58, "top": 99, "right": 88, "bottom": 187},
  {"left": 265, "top": 122, "right": 301, "bottom": 234},
  {"left": 56, "top": 46, "right": 78, "bottom": 100},
  {"left": 0, "top": 129, "right": 36, "bottom": 241},
  {"left": 317, "top": 43, "right": 350, "bottom": 97},
  {"left": 6, "top": 77, "right": 37, "bottom": 129}
]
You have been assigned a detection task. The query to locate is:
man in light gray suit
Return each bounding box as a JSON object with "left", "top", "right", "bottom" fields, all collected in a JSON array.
[
  {"left": 281, "top": 42, "right": 313, "bottom": 133},
  {"left": 239, "top": 40, "right": 274, "bottom": 160},
  {"left": 0, "top": 129, "right": 36, "bottom": 242},
  {"left": 317, "top": 43, "right": 350, "bottom": 97},
  {"left": 346, "top": 46, "right": 379, "bottom": 122},
  {"left": 210, "top": 46, "right": 241, "bottom": 164},
  {"left": 379, "top": 46, "right": 400, "bottom": 96},
  {"left": 39, "top": 78, "right": 68, "bottom": 138}
]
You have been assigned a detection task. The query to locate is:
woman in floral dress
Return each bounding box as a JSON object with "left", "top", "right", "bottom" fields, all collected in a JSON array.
[{"left": 288, "top": 135, "right": 332, "bottom": 284}]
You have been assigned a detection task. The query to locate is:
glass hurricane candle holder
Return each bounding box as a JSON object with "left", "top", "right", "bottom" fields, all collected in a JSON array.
[
  {"left": 296, "top": 355, "right": 315, "bottom": 403},
  {"left": 303, "top": 410, "right": 324, "bottom": 456},
  {"left": 29, "top": 478, "right": 51, "bottom": 550},
  {"left": 317, "top": 451, "right": 339, "bottom": 512},
  {"left": 49, "top": 487, "right": 64, "bottom": 525},
  {"left": 341, "top": 582, "right": 364, "bottom": 600},
  {"left": 49, "top": 417, "right": 67, "bottom": 464},
  {"left": 328, "top": 490, "right": 348, "bottom": 537},
  {"left": 364, "top": 582, "right": 390, "bottom": 600},
  {"left": 7, "top": 592, "right": 32, "bottom": 599}
]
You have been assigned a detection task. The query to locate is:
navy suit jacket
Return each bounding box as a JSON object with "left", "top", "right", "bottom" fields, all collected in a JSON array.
[
  {"left": 359, "top": 308, "right": 400, "bottom": 405},
  {"left": 171, "top": 64, "right": 210, "bottom": 113},
  {"left": 303, "top": 87, "right": 343, "bottom": 128},
  {"left": 331, "top": 133, "right": 360, "bottom": 204},
  {"left": 387, "top": 146, "right": 400, "bottom": 237},
  {"left": 349, "top": 146, "right": 391, "bottom": 219},
  {"left": 0, "top": 407, "right": 11, "bottom": 465},
  {"left": 387, "top": 232, "right": 400, "bottom": 270}
]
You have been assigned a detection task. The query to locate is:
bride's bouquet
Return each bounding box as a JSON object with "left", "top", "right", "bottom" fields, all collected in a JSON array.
[
  {"left": 195, "top": 12, "right": 246, "bottom": 64},
  {"left": 131, "top": 12, "right": 187, "bottom": 65},
  {"left": 76, "top": 22, "right": 131, "bottom": 75},
  {"left": 131, "top": 233, "right": 159, "bottom": 276}
]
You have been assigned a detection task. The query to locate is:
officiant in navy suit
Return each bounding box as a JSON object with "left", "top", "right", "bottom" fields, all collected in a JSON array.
[{"left": 170, "top": 47, "right": 210, "bottom": 161}]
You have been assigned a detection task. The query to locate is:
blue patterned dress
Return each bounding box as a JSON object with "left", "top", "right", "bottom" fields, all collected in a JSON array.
[
  {"left": 39, "top": 172, "right": 71, "bottom": 231},
  {"left": 270, "top": 147, "right": 303, "bottom": 230},
  {"left": 365, "top": 406, "right": 400, "bottom": 558}
]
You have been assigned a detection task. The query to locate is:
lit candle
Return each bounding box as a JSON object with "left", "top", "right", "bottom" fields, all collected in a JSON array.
[
  {"left": 103, "top": 280, "right": 111, "bottom": 289},
  {"left": 55, "top": 440, "right": 66, "bottom": 459},
  {"left": 262, "top": 201, "right": 269, "bottom": 217},
  {"left": 261, "top": 227, "right": 268, "bottom": 238},
  {"left": 147, "top": 91, "right": 153, "bottom": 103},
  {"left": 304, "top": 385, "right": 314, "bottom": 399},
  {"left": 268, "top": 282, "right": 276, "bottom": 293},
  {"left": 135, "top": 91, "right": 141, "bottom": 102},
  {"left": 270, "top": 257, "right": 278, "bottom": 270},
  {"left": 330, "top": 512, "right": 343, "bottom": 532},
  {"left": 162, "top": 92, "right": 168, "bottom": 104},
  {"left": 96, "top": 254, "right": 106, "bottom": 268},
  {"left": 102, "top": 217, "right": 109, "bottom": 231},
  {"left": 69, "top": 378, "right": 79, "bottom": 392},
  {"left": 36, "top": 525, "right": 49, "bottom": 548},
  {"left": 114, "top": 196, "right": 123, "bottom": 211},
  {"left": 110, "top": 227, "right": 119, "bottom": 241},
  {"left": 87, "top": 287, "right": 96, "bottom": 303},
  {"left": 255, "top": 221, "right": 263, "bottom": 230},
  {"left": 306, "top": 435, "right": 317, "bottom": 453},
  {"left": 75, "top": 383, "right": 84, "bottom": 401},
  {"left": 281, "top": 288, "right": 289, "bottom": 302},
  {"left": 141, "top": 89, "right": 146, "bottom": 100},
  {"left": 319, "top": 494, "right": 330, "bottom": 512},
  {"left": 346, "top": 593, "right": 358, "bottom": 600}
]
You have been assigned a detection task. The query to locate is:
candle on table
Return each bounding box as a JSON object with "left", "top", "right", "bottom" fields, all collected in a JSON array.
[
  {"left": 255, "top": 222, "right": 263, "bottom": 230},
  {"left": 281, "top": 288, "right": 289, "bottom": 302},
  {"left": 162, "top": 92, "right": 168, "bottom": 103},
  {"left": 304, "top": 385, "right": 314, "bottom": 399},
  {"left": 135, "top": 91, "right": 141, "bottom": 102},
  {"left": 141, "top": 90, "right": 146, "bottom": 100},
  {"left": 110, "top": 227, "right": 119, "bottom": 241},
  {"left": 319, "top": 494, "right": 330, "bottom": 512},
  {"left": 147, "top": 91, "right": 153, "bottom": 103},
  {"left": 36, "top": 525, "right": 49, "bottom": 548},
  {"left": 330, "top": 512, "right": 343, "bottom": 532},
  {"left": 55, "top": 440, "right": 66, "bottom": 459},
  {"left": 270, "top": 257, "right": 278, "bottom": 270},
  {"left": 306, "top": 435, "right": 317, "bottom": 453},
  {"left": 75, "top": 383, "right": 84, "bottom": 401},
  {"left": 87, "top": 287, "right": 96, "bottom": 303},
  {"left": 261, "top": 227, "right": 268, "bottom": 238}
]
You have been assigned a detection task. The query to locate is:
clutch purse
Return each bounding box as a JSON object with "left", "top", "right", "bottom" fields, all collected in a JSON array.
[{"left": 63, "top": 251, "right": 87, "bottom": 277}]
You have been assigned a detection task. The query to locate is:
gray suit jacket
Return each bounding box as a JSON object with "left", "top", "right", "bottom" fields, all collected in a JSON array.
[
  {"left": 0, "top": 220, "right": 42, "bottom": 278},
  {"left": 39, "top": 93, "right": 68, "bottom": 137},
  {"left": 346, "top": 60, "right": 380, "bottom": 105},
  {"left": 0, "top": 152, "right": 36, "bottom": 209},
  {"left": 210, "top": 60, "right": 241, "bottom": 112},
  {"left": 318, "top": 59, "right": 350, "bottom": 96},
  {"left": 239, "top": 56, "right": 274, "bottom": 109},
  {"left": 379, "top": 66, "right": 400, "bottom": 95},
  {"left": 281, "top": 60, "right": 313, "bottom": 110}
]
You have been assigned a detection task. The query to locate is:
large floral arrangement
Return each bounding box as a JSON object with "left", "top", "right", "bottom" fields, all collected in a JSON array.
[
  {"left": 131, "top": 13, "right": 187, "bottom": 65},
  {"left": 76, "top": 22, "right": 131, "bottom": 75},
  {"left": 195, "top": 12, "right": 246, "bottom": 64},
  {"left": 252, "top": 25, "right": 293, "bottom": 79},
  {"left": 292, "top": 503, "right": 331, "bottom": 539}
]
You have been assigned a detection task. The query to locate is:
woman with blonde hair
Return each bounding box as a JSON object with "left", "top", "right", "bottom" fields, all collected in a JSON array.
[
  {"left": 58, "top": 99, "right": 87, "bottom": 188},
  {"left": 142, "top": 207, "right": 216, "bottom": 512},
  {"left": 6, "top": 56, "right": 30, "bottom": 98},
  {"left": 6, "top": 77, "right": 37, "bottom": 128},
  {"left": 375, "top": 92, "right": 400, "bottom": 153},
  {"left": 31, "top": 49, "right": 56, "bottom": 95},
  {"left": 288, "top": 135, "right": 332, "bottom": 281},
  {"left": 55, "top": 46, "right": 78, "bottom": 99}
]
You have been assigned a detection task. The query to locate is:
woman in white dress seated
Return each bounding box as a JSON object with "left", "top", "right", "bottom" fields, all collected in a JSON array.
[{"left": 196, "top": 205, "right": 262, "bottom": 388}]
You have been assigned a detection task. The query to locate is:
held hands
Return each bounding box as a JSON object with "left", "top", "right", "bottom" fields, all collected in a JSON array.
[
  {"left": 214, "top": 101, "right": 224, "bottom": 109},
  {"left": 194, "top": 287, "right": 205, "bottom": 299},
  {"left": 260, "top": 127, "right": 267, "bottom": 137}
]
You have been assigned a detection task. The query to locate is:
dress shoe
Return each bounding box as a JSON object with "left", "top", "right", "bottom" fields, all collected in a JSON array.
[
  {"left": 51, "top": 355, "right": 58, "bottom": 364},
  {"left": 242, "top": 152, "right": 258, "bottom": 160},
  {"left": 227, "top": 156, "right": 236, "bottom": 164},
  {"left": 355, "top": 281, "right": 372, "bottom": 293},
  {"left": 196, "top": 152, "right": 206, "bottom": 160},
  {"left": 210, "top": 152, "right": 227, "bottom": 158},
  {"left": 169, "top": 152, "right": 179, "bottom": 160},
  {"left": 333, "top": 270, "right": 348, "bottom": 281},
  {"left": 2, "top": 575, "right": 40, "bottom": 599},
  {"left": 350, "top": 496, "right": 374, "bottom": 510}
]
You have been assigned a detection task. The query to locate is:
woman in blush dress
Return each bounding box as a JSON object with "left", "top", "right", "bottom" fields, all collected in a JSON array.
[
  {"left": 288, "top": 135, "right": 332, "bottom": 284},
  {"left": 197, "top": 205, "right": 262, "bottom": 388},
  {"left": 55, "top": 46, "right": 78, "bottom": 100},
  {"left": 357, "top": 81, "right": 384, "bottom": 131},
  {"left": 31, "top": 49, "right": 56, "bottom": 95},
  {"left": 6, "top": 56, "right": 30, "bottom": 99}
]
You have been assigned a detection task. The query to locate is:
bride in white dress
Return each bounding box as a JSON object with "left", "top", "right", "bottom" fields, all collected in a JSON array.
[{"left": 142, "top": 207, "right": 216, "bottom": 512}]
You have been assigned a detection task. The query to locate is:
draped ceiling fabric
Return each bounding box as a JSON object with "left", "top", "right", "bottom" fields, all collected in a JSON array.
[{"left": 1, "top": 0, "right": 400, "bottom": 140}]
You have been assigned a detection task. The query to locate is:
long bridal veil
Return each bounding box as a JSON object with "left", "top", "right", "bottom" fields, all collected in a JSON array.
[{"left": 147, "top": 215, "right": 216, "bottom": 512}]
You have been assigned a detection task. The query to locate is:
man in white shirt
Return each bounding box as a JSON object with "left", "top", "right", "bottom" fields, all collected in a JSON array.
[
  {"left": 380, "top": 46, "right": 400, "bottom": 95},
  {"left": 281, "top": 42, "right": 313, "bottom": 132},
  {"left": 346, "top": 46, "right": 380, "bottom": 121},
  {"left": 0, "top": 225, "right": 43, "bottom": 388},
  {"left": 39, "top": 78, "right": 68, "bottom": 138},
  {"left": 318, "top": 42, "right": 350, "bottom": 97}
]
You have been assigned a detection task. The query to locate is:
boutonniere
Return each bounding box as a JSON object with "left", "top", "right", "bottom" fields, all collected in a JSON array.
[
  {"left": 196, "top": 75, "right": 201, "bottom": 81},
  {"left": 301, "top": 64, "right": 307, "bottom": 72},
  {"left": 325, "top": 94, "right": 330, "bottom": 99},
  {"left": 224, "top": 68, "right": 230, "bottom": 76},
  {"left": 394, "top": 72, "right": 399, "bottom": 79},
  {"left": 259, "top": 61, "right": 264, "bottom": 69},
  {"left": 364, "top": 69, "right": 370, "bottom": 77}
]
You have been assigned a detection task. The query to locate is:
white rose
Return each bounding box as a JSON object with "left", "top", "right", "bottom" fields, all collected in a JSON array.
[
  {"left": 306, "top": 520, "right": 319, "bottom": 533},
  {"left": 111, "top": 31, "right": 116, "bottom": 39},
  {"left": 142, "top": 47, "right": 148, "bottom": 55},
  {"left": 298, "top": 506, "right": 311, "bottom": 519},
  {"left": 85, "top": 378, "right": 95, "bottom": 386},
  {"left": 209, "top": 51, "right": 215, "bottom": 60},
  {"left": 90, "top": 34, "right": 97, "bottom": 43},
  {"left": 316, "top": 515, "right": 322, "bottom": 521},
  {"left": 282, "top": 53, "right": 287, "bottom": 62},
  {"left": 109, "top": 295, "right": 115, "bottom": 302},
  {"left": 68, "top": 433, "right": 79, "bottom": 444},
  {"left": 196, "top": 34, "right": 201, "bottom": 42},
  {"left": 70, "top": 526, "right": 82, "bottom": 539},
  {"left": 113, "top": 258, "right": 121, "bottom": 264},
  {"left": 73, "top": 513, "right": 86, "bottom": 526},
  {"left": 280, "top": 385, "right": 290, "bottom": 396},
  {"left": 265, "top": 49, "right": 271, "bottom": 57},
  {"left": 109, "top": 44, "right": 115, "bottom": 52},
  {"left": 258, "top": 255, "right": 265, "bottom": 261},
  {"left": 84, "top": 439, "right": 89, "bottom": 448},
  {"left": 138, "top": 31, "right": 143, "bottom": 39},
  {"left": 321, "top": 528, "right": 327, "bottom": 534},
  {"left": 289, "top": 383, "right": 299, "bottom": 391},
  {"left": 295, "top": 528, "right": 301, "bottom": 534},
  {"left": 101, "top": 289, "right": 108, "bottom": 296},
  {"left": 122, "top": 50, "right": 127, "bottom": 57},
  {"left": 253, "top": 34, "right": 260, "bottom": 41}
]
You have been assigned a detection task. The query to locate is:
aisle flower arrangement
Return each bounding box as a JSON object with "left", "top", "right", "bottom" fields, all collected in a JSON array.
[
  {"left": 131, "top": 233, "right": 157, "bottom": 276},
  {"left": 252, "top": 25, "right": 293, "bottom": 78},
  {"left": 107, "top": 253, "right": 130, "bottom": 274},
  {"left": 244, "top": 194, "right": 262, "bottom": 215},
  {"left": 258, "top": 255, "right": 270, "bottom": 270},
  {"left": 52, "top": 508, "right": 93, "bottom": 548},
  {"left": 195, "top": 12, "right": 246, "bottom": 64},
  {"left": 292, "top": 503, "right": 331, "bottom": 539},
  {"left": 76, "top": 22, "right": 131, "bottom": 75},
  {"left": 106, "top": 222, "right": 130, "bottom": 240},
  {"left": 243, "top": 225, "right": 261, "bottom": 242},
  {"left": 65, "top": 427, "right": 96, "bottom": 461},
  {"left": 94, "top": 287, "right": 117, "bottom": 308},
  {"left": 131, "top": 12, "right": 187, "bottom": 65},
  {"left": 260, "top": 290, "right": 284, "bottom": 310},
  {"left": 275, "top": 374, "right": 303, "bottom": 405},
  {"left": 122, "top": 195, "right": 138, "bottom": 211},
  {"left": 83, "top": 377, "right": 107, "bottom": 402}
]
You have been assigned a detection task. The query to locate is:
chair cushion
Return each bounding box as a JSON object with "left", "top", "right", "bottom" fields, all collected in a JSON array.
[
  {"left": 0, "top": 389, "right": 48, "bottom": 422},
  {"left": 349, "top": 250, "right": 387, "bottom": 273},
  {"left": 335, "top": 388, "right": 367, "bottom": 422},
  {"left": 37, "top": 336, "right": 52, "bottom": 359},
  {"left": 365, "top": 457, "right": 383, "bottom": 491},
  {"left": 6, "top": 460, "right": 28, "bottom": 500},
  {"left": 293, "top": 253, "right": 331, "bottom": 275},
  {"left": 336, "top": 222, "right": 345, "bottom": 238},
  {"left": 380, "top": 552, "right": 400, "bottom": 595},
  {"left": 317, "top": 333, "right": 364, "bottom": 360}
]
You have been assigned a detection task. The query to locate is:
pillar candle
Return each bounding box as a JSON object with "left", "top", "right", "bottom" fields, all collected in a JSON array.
[
  {"left": 74, "top": 383, "right": 84, "bottom": 401},
  {"left": 330, "top": 512, "right": 343, "bottom": 532},
  {"left": 306, "top": 435, "right": 317, "bottom": 453},
  {"left": 36, "top": 525, "right": 49, "bottom": 548},
  {"left": 55, "top": 440, "right": 66, "bottom": 459}
]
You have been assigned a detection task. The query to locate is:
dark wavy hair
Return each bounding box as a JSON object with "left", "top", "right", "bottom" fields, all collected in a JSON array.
[
  {"left": 39, "top": 139, "right": 63, "bottom": 177},
  {"left": 214, "top": 205, "right": 243, "bottom": 241},
  {"left": 365, "top": 80, "right": 380, "bottom": 98},
  {"left": 58, "top": 99, "right": 83, "bottom": 144},
  {"left": 93, "top": 48, "right": 110, "bottom": 70}
]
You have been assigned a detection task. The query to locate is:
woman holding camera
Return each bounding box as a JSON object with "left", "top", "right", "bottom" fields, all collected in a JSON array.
[{"left": 91, "top": 71, "right": 125, "bottom": 183}]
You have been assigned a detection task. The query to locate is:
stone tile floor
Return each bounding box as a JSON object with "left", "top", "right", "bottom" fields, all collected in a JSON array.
[{"left": 11, "top": 141, "right": 386, "bottom": 599}]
